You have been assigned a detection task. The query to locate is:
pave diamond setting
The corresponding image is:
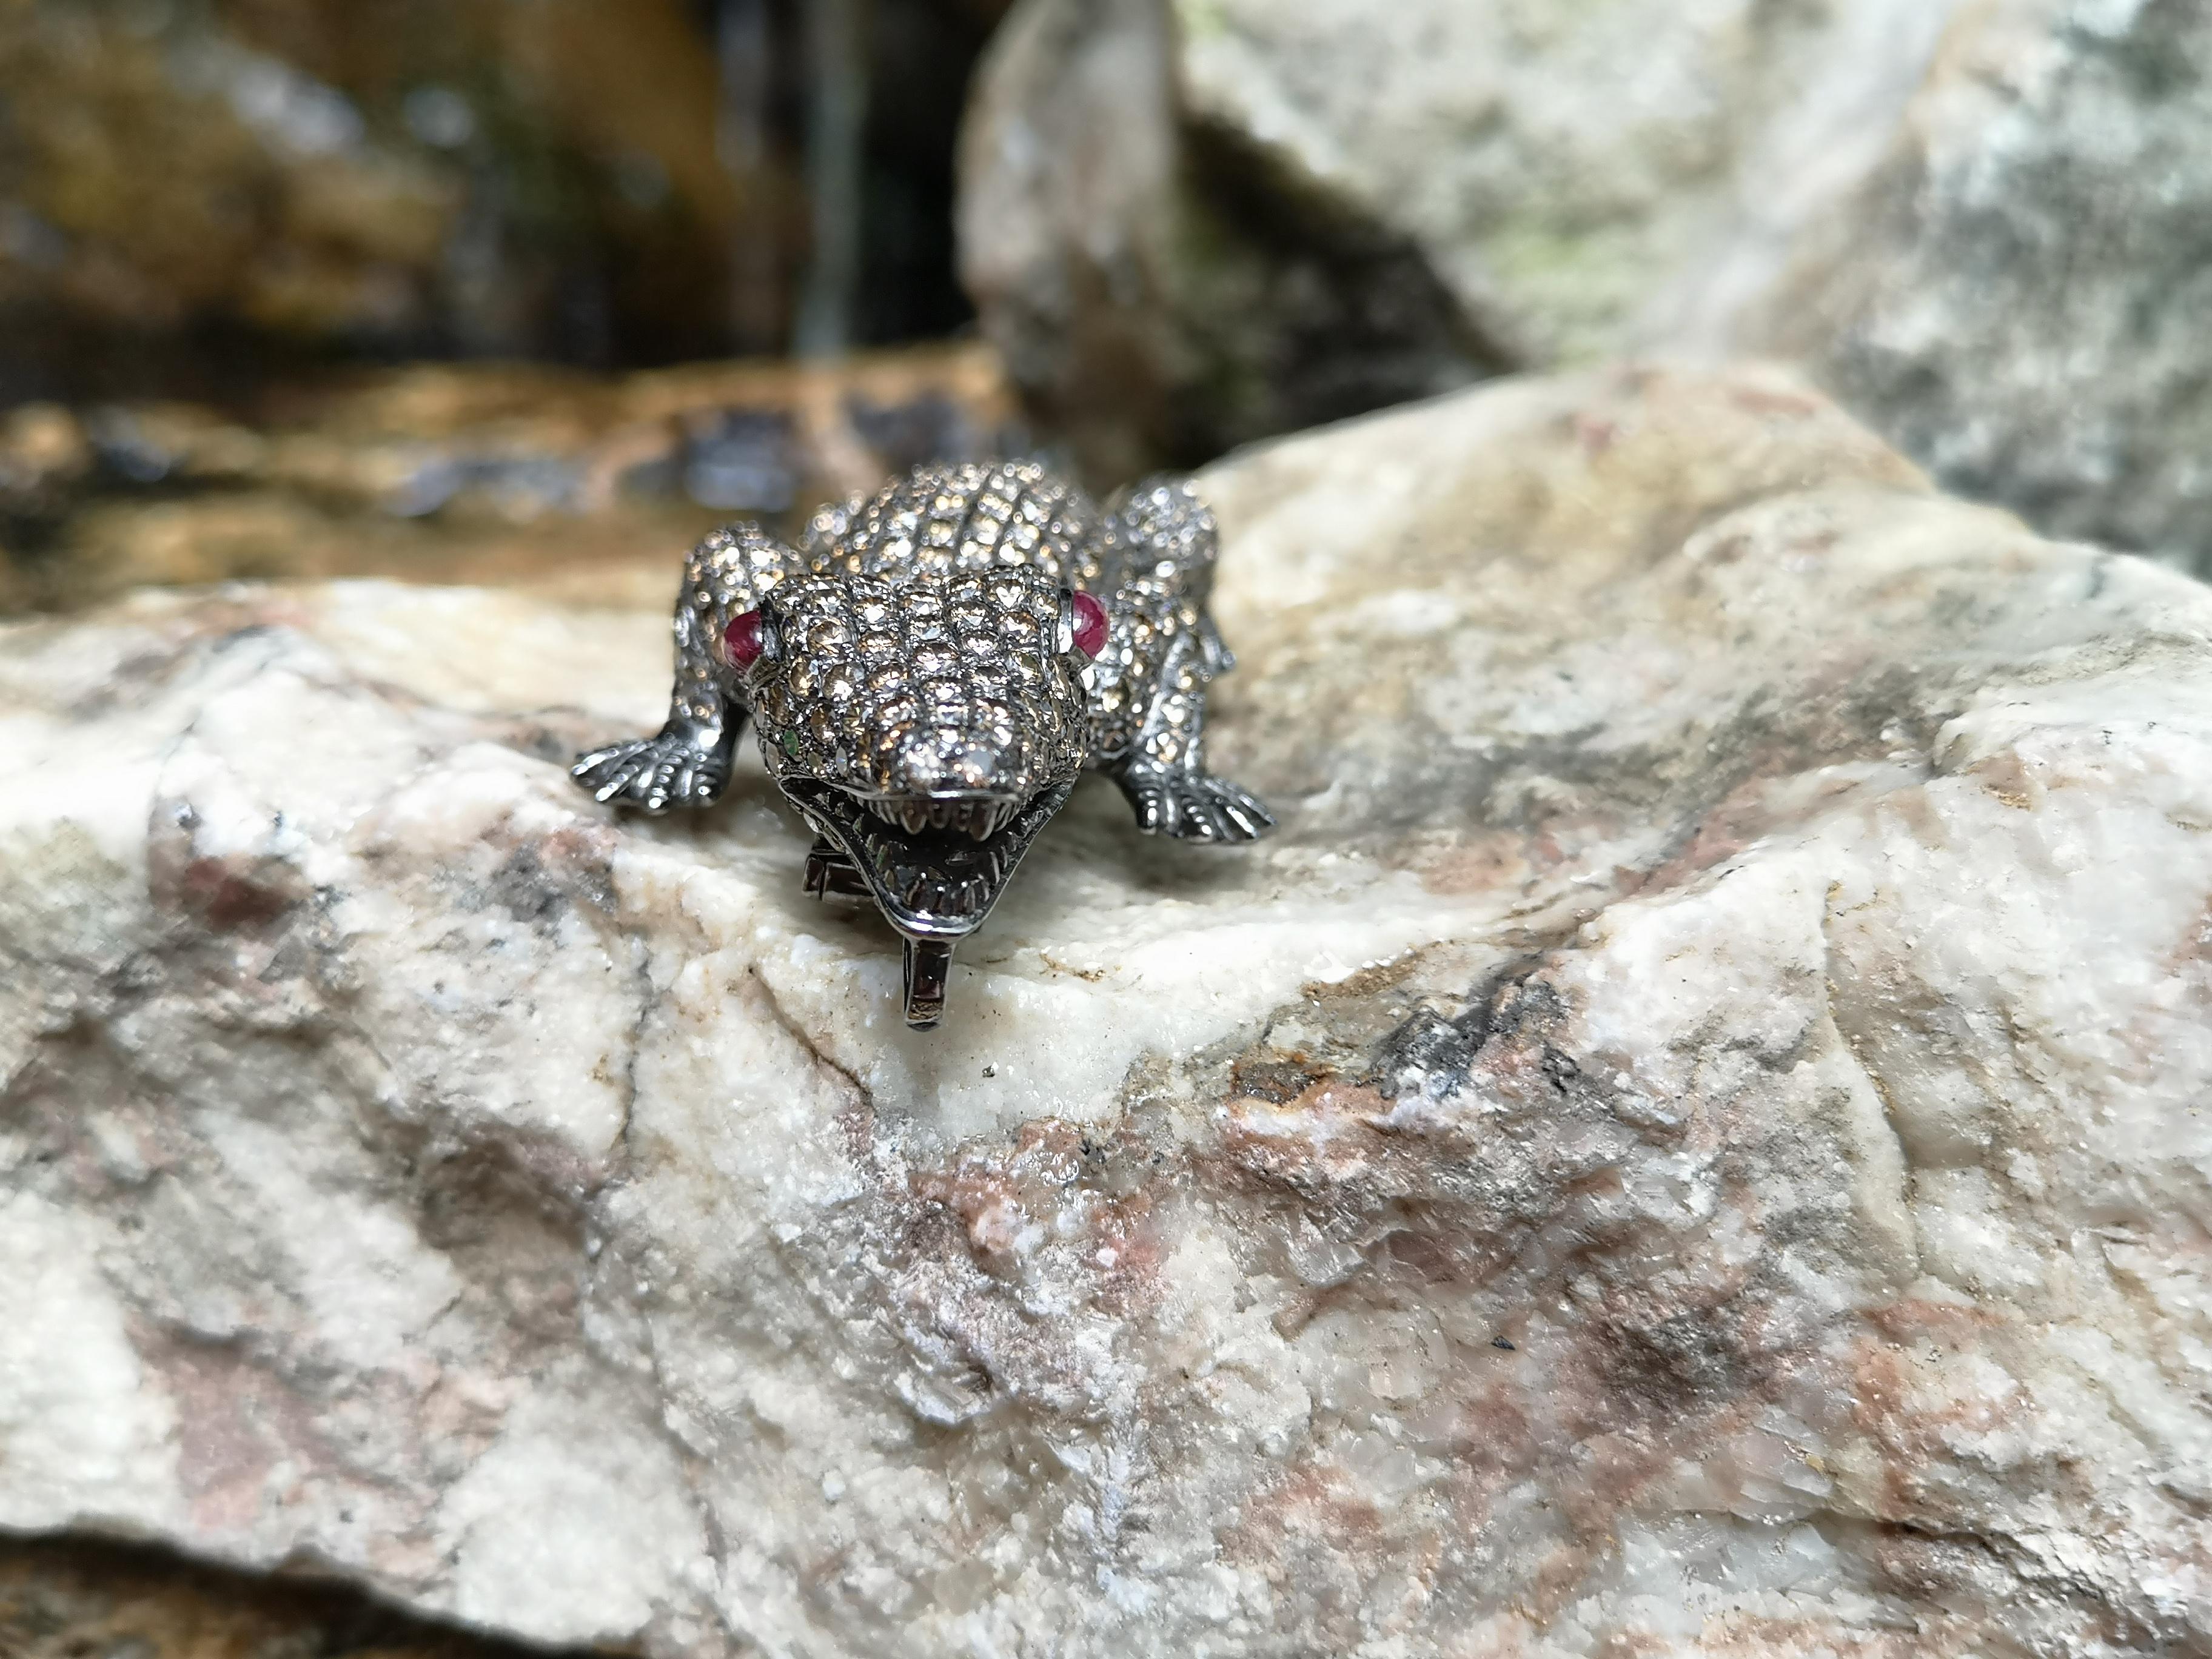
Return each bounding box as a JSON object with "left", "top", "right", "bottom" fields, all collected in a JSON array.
[{"left": 571, "top": 459, "right": 1275, "bottom": 1028}]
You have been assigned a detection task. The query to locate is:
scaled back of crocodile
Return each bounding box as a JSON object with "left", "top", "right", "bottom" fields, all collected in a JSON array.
[{"left": 800, "top": 460, "right": 1107, "bottom": 590}]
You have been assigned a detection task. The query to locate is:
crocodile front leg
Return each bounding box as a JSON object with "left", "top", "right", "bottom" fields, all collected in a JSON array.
[
  {"left": 1109, "top": 625, "right": 1275, "bottom": 841},
  {"left": 1091, "top": 478, "right": 1276, "bottom": 843},
  {"left": 571, "top": 523, "right": 796, "bottom": 813}
]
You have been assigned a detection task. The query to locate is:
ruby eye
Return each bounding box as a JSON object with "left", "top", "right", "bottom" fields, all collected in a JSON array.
[
  {"left": 1070, "top": 591, "right": 1108, "bottom": 659},
  {"left": 723, "top": 608, "right": 764, "bottom": 670}
]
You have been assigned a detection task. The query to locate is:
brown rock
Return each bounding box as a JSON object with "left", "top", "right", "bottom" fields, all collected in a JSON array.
[
  {"left": 0, "top": 0, "right": 766, "bottom": 394},
  {"left": 0, "top": 342, "right": 1022, "bottom": 612}
]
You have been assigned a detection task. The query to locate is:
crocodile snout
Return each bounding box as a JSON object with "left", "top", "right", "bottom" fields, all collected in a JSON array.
[{"left": 885, "top": 723, "right": 1033, "bottom": 796}]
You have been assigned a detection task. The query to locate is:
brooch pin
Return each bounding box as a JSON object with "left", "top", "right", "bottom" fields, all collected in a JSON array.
[{"left": 573, "top": 461, "right": 1273, "bottom": 1027}]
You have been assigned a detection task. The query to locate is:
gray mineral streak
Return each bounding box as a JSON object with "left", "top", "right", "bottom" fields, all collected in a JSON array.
[{"left": 4, "top": 363, "right": 2212, "bottom": 1654}]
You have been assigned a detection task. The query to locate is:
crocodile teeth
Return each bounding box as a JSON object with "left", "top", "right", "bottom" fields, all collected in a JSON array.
[
  {"left": 854, "top": 794, "right": 1019, "bottom": 844},
  {"left": 858, "top": 799, "right": 996, "bottom": 838}
]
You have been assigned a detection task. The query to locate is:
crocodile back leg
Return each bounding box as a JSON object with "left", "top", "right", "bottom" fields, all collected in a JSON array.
[{"left": 1091, "top": 476, "right": 1276, "bottom": 843}]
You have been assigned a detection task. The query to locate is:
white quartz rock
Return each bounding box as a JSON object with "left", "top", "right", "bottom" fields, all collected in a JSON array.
[{"left": 4, "top": 363, "right": 2211, "bottom": 1655}]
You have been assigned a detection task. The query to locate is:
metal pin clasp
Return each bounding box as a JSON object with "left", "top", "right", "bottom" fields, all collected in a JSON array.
[{"left": 902, "top": 937, "right": 954, "bottom": 1028}]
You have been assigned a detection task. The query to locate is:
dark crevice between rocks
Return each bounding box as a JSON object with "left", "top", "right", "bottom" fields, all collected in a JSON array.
[
  {"left": 0, "top": 1533, "right": 588, "bottom": 1659},
  {"left": 987, "top": 0, "right": 1521, "bottom": 488},
  {"left": 1151, "top": 111, "right": 1513, "bottom": 471}
]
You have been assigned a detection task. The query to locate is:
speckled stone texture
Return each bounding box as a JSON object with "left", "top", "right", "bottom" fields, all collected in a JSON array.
[
  {"left": 1760, "top": 0, "right": 2212, "bottom": 568},
  {"left": 5, "top": 363, "right": 2211, "bottom": 1655},
  {"left": 961, "top": 0, "right": 2212, "bottom": 570}
]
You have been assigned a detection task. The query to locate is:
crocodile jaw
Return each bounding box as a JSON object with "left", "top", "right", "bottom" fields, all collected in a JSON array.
[{"left": 782, "top": 778, "right": 1076, "bottom": 940}]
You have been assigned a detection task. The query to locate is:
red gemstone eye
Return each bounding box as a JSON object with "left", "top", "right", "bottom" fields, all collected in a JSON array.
[
  {"left": 723, "top": 608, "right": 764, "bottom": 670},
  {"left": 1070, "top": 591, "right": 1108, "bottom": 659}
]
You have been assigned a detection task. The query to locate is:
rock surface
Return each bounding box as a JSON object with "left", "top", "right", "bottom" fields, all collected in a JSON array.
[
  {"left": 960, "top": 0, "right": 2212, "bottom": 569},
  {"left": 5, "top": 362, "right": 2212, "bottom": 1655},
  {"left": 1763, "top": 0, "right": 2212, "bottom": 567}
]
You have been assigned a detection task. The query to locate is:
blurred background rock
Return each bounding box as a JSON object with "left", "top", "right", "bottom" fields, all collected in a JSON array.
[
  {"left": 5, "top": 0, "right": 2211, "bottom": 614},
  {"left": 0, "top": 344, "right": 1014, "bottom": 608},
  {"left": 0, "top": 0, "right": 1008, "bottom": 386},
  {"left": 962, "top": 0, "right": 2212, "bottom": 571},
  {"left": 0, "top": 0, "right": 1020, "bottom": 609}
]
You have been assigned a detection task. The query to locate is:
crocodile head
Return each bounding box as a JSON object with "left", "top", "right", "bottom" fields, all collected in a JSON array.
[{"left": 726, "top": 567, "right": 1101, "bottom": 1014}]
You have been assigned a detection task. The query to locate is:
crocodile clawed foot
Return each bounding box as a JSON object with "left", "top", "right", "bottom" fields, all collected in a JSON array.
[
  {"left": 1117, "top": 760, "right": 1276, "bottom": 843},
  {"left": 572, "top": 723, "right": 728, "bottom": 814}
]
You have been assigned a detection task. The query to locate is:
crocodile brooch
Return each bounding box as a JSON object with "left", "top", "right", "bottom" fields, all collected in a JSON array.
[{"left": 572, "top": 460, "right": 1274, "bottom": 1028}]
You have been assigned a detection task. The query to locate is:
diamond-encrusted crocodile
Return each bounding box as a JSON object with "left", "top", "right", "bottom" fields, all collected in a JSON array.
[{"left": 572, "top": 460, "right": 1275, "bottom": 1027}]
